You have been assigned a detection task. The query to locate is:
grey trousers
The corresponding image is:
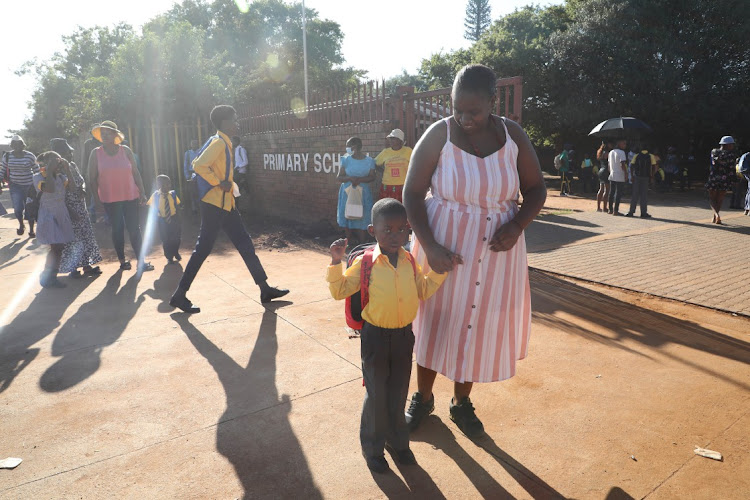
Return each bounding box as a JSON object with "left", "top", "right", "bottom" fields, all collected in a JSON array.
[
  {"left": 629, "top": 176, "right": 650, "bottom": 215},
  {"left": 360, "top": 322, "right": 414, "bottom": 458}
]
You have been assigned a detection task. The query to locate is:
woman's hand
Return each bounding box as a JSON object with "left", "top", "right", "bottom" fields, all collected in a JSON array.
[
  {"left": 351, "top": 179, "right": 360, "bottom": 187},
  {"left": 489, "top": 220, "right": 523, "bottom": 252},
  {"left": 330, "top": 238, "right": 348, "bottom": 265},
  {"left": 424, "top": 241, "right": 462, "bottom": 274}
]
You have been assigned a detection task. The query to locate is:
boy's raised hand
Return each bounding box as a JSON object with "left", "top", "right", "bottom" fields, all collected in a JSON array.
[{"left": 330, "top": 238, "right": 348, "bottom": 265}]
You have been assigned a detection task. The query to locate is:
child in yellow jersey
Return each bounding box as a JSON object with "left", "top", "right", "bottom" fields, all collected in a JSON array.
[
  {"left": 327, "top": 198, "right": 449, "bottom": 474},
  {"left": 147, "top": 175, "right": 182, "bottom": 263}
]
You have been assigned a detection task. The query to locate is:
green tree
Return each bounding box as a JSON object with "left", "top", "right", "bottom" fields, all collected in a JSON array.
[{"left": 464, "top": 0, "right": 492, "bottom": 42}]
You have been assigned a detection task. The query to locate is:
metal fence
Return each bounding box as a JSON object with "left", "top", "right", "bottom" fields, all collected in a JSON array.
[{"left": 237, "top": 77, "right": 524, "bottom": 146}]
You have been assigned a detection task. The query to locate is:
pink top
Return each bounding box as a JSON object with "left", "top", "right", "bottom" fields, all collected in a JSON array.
[{"left": 96, "top": 146, "right": 140, "bottom": 203}]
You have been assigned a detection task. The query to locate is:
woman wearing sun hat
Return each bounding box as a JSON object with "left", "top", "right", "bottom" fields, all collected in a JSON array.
[
  {"left": 1, "top": 134, "right": 38, "bottom": 237},
  {"left": 706, "top": 135, "right": 738, "bottom": 225},
  {"left": 87, "top": 120, "right": 153, "bottom": 271}
]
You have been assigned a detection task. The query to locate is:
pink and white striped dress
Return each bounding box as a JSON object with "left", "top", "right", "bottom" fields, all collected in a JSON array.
[{"left": 412, "top": 117, "right": 532, "bottom": 383}]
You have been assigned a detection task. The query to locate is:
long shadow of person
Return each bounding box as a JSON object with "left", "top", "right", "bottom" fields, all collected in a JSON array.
[
  {"left": 370, "top": 447, "right": 446, "bottom": 499},
  {"left": 0, "top": 238, "right": 29, "bottom": 267},
  {"left": 39, "top": 270, "right": 145, "bottom": 392},
  {"left": 141, "top": 263, "right": 184, "bottom": 313},
  {"left": 0, "top": 274, "right": 91, "bottom": 393},
  {"left": 172, "top": 303, "right": 322, "bottom": 499},
  {"left": 412, "top": 418, "right": 564, "bottom": 498}
]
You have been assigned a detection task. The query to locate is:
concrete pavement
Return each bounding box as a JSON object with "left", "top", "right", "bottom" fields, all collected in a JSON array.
[{"left": 1, "top": 189, "right": 748, "bottom": 499}]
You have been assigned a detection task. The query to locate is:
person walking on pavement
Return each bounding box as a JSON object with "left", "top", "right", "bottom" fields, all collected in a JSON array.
[
  {"left": 607, "top": 139, "right": 628, "bottom": 215},
  {"left": 184, "top": 139, "right": 201, "bottom": 215},
  {"left": 170, "top": 105, "right": 288, "bottom": 313},
  {"left": 626, "top": 144, "right": 655, "bottom": 218},
  {"left": 1, "top": 135, "right": 38, "bottom": 237},
  {"left": 596, "top": 140, "right": 611, "bottom": 212},
  {"left": 706, "top": 136, "right": 738, "bottom": 225},
  {"left": 557, "top": 145, "right": 571, "bottom": 196},
  {"left": 233, "top": 136, "right": 249, "bottom": 195}
]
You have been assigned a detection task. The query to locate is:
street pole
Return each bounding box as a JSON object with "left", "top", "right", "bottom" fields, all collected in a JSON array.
[{"left": 302, "top": 0, "right": 309, "bottom": 109}]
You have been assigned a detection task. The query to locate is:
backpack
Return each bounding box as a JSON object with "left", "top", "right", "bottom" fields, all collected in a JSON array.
[
  {"left": 344, "top": 243, "right": 417, "bottom": 331},
  {"left": 553, "top": 154, "right": 562, "bottom": 171},
  {"left": 739, "top": 152, "right": 750, "bottom": 176},
  {"left": 633, "top": 152, "right": 652, "bottom": 177}
]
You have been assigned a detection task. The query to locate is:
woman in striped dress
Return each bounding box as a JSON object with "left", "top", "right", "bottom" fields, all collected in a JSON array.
[{"left": 403, "top": 65, "right": 546, "bottom": 437}]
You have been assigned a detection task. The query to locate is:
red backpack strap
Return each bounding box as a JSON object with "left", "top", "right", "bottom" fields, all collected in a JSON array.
[{"left": 359, "top": 248, "right": 375, "bottom": 311}]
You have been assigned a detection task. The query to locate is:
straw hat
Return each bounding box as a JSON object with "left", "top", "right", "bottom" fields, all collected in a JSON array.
[{"left": 91, "top": 120, "right": 125, "bottom": 144}]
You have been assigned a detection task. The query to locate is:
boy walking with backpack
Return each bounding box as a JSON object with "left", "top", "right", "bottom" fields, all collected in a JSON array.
[
  {"left": 147, "top": 174, "right": 182, "bottom": 263},
  {"left": 327, "top": 198, "right": 448, "bottom": 474}
]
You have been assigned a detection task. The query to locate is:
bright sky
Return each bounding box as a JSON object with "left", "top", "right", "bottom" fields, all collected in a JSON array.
[{"left": 0, "top": 0, "right": 558, "bottom": 139}]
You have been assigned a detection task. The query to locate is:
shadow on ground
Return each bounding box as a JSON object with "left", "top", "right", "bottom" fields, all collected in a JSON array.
[
  {"left": 0, "top": 274, "right": 93, "bottom": 393},
  {"left": 172, "top": 304, "right": 322, "bottom": 499},
  {"left": 530, "top": 270, "right": 750, "bottom": 390},
  {"left": 39, "top": 270, "right": 145, "bottom": 392},
  {"left": 407, "top": 417, "right": 565, "bottom": 499}
]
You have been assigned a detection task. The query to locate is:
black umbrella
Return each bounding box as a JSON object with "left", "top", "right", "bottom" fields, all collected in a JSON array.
[{"left": 588, "top": 117, "right": 653, "bottom": 138}]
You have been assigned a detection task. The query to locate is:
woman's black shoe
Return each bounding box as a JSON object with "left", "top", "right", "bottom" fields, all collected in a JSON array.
[
  {"left": 449, "top": 397, "right": 485, "bottom": 438},
  {"left": 405, "top": 392, "right": 434, "bottom": 432}
]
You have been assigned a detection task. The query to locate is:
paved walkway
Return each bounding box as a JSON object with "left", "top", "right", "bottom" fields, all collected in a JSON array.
[
  {"left": 1, "top": 189, "right": 748, "bottom": 499},
  {"left": 527, "top": 190, "right": 750, "bottom": 316}
]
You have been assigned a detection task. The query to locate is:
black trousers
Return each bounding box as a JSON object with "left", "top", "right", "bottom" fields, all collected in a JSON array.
[
  {"left": 103, "top": 199, "right": 143, "bottom": 261},
  {"left": 158, "top": 217, "right": 181, "bottom": 259},
  {"left": 608, "top": 181, "right": 625, "bottom": 213},
  {"left": 629, "top": 176, "right": 650, "bottom": 215},
  {"left": 360, "top": 322, "right": 414, "bottom": 458},
  {"left": 178, "top": 201, "right": 267, "bottom": 291}
]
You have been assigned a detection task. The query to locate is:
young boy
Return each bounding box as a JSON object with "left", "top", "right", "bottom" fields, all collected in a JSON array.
[
  {"left": 147, "top": 175, "right": 182, "bottom": 263},
  {"left": 326, "top": 198, "right": 448, "bottom": 474}
]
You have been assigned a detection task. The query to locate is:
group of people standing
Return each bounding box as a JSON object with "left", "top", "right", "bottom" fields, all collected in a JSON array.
[{"left": 1, "top": 135, "right": 103, "bottom": 287}]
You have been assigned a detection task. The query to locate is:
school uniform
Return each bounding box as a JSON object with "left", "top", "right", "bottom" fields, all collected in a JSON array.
[
  {"left": 147, "top": 190, "right": 182, "bottom": 260},
  {"left": 326, "top": 246, "right": 446, "bottom": 458},
  {"left": 178, "top": 131, "right": 267, "bottom": 292}
]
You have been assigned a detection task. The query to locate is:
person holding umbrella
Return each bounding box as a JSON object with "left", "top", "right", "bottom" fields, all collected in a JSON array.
[{"left": 706, "top": 136, "right": 738, "bottom": 225}]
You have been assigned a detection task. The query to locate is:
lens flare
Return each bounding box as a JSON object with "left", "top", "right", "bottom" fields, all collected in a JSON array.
[
  {"left": 137, "top": 202, "right": 159, "bottom": 278},
  {"left": 266, "top": 53, "right": 280, "bottom": 68},
  {"left": 0, "top": 257, "right": 46, "bottom": 334},
  {"left": 291, "top": 97, "right": 308, "bottom": 118},
  {"left": 234, "top": 0, "right": 250, "bottom": 14}
]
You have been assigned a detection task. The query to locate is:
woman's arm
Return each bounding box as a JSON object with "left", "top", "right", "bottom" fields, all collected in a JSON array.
[
  {"left": 336, "top": 165, "right": 351, "bottom": 184},
  {"left": 403, "top": 120, "right": 461, "bottom": 273},
  {"left": 489, "top": 118, "right": 546, "bottom": 252},
  {"left": 124, "top": 147, "right": 146, "bottom": 202}
]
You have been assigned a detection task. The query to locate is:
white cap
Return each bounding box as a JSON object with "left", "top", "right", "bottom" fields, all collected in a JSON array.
[
  {"left": 10, "top": 134, "right": 24, "bottom": 143},
  {"left": 386, "top": 129, "right": 405, "bottom": 143},
  {"left": 719, "top": 136, "right": 735, "bottom": 145}
]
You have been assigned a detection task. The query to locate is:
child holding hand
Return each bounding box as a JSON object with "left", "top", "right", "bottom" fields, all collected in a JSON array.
[{"left": 326, "top": 198, "right": 450, "bottom": 474}]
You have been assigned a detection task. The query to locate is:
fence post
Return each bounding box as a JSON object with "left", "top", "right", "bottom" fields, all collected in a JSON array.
[
  {"left": 150, "top": 118, "right": 159, "bottom": 178},
  {"left": 396, "top": 86, "right": 415, "bottom": 146},
  {"left": 174, "top": 122, "right": 184, "bottom": 197},
  {"left": 514, "top": 77, "right": 523, "bottom": 124}
]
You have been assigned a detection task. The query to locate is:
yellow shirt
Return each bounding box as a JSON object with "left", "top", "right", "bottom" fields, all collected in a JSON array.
[
  {"left": 374, "top": 147, "right": 412, "bottom": 186},
  {"left": 193, "top": 130, "right": 235, "bottom": 211},
  {"left": 147, "top": 190, "right": 180, "bottom": 218},
  {"left": 326, "top": 246, "right": 447, "bottom": 329}
]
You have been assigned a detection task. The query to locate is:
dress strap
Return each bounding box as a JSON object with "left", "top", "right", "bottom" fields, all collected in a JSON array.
[{"left": 443, "top": 116, "right": 452, "bottom": 142}]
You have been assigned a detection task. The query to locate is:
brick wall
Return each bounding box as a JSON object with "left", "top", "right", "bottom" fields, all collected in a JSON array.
[{"left": 243, "top": 121, "right": 395, "bottom": 225}]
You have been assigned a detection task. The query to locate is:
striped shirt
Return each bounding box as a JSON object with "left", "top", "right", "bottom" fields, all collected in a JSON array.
[{"left": 1, "top": 151, "right": 38, "bottom": 186}]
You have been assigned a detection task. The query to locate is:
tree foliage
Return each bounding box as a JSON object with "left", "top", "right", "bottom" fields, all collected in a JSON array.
[
  {"left": 420, "top": 0, "right": 750, "bottom": 150},
  {"left": 464, "top": 0, "right": 492, "bottom": 42},
  {"left": 18, "top": 0, "right": 362, "bottom": 147}
]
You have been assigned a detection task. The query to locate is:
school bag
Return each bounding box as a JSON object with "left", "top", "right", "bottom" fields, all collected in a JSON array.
[
  {"left": 553, "top": 154, "right": 562, "bottom": 171},
  {"left": 738, "top": 152, "right": 750, "bottom": 176},
  {"left": 345, "top": 243, "right": 417, "bottom": 331},
  {"left": 633, "top": 153, "right": 652, "bottom": 177}
]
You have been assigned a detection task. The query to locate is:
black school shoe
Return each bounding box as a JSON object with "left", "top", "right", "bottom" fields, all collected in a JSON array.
[
  {"left": 260, "top": 286, "right": 289, "bottom": 303},
  {"left": 362, "top": 453, "right": 389, "bottom": 474},
  {"left": 449, "top": 397, "right": 485, "bottom": 438},
  {"left": 170, "top": 289, "right": 201, "bottom": 313},
  {"left": 405, "top": 392, "right": 434, "bottom": 432}
]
